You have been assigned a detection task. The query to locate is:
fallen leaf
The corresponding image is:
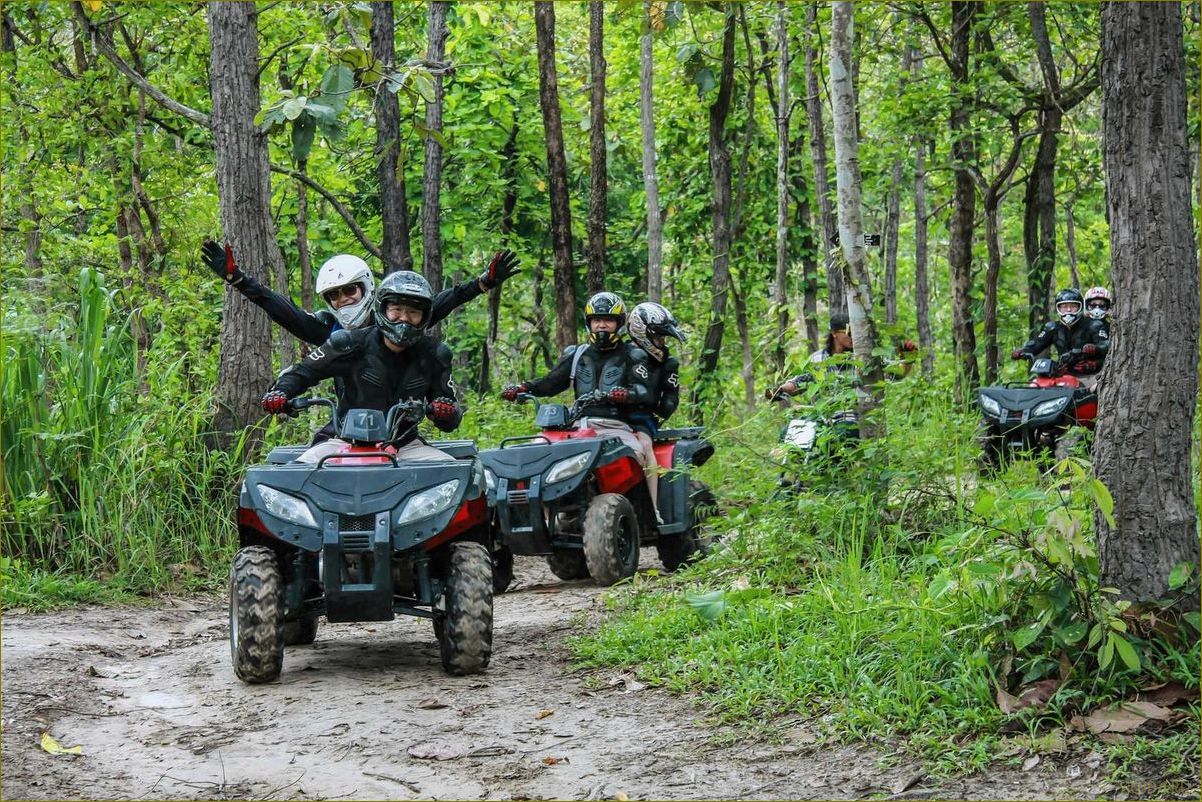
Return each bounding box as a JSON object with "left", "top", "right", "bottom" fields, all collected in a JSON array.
[
  {"left": 996, "top": 678, "right": 1061, "bottom": 714},
  {"left": 40, "top": 733, "right": 82, "bottom": 755},
  {"left": 535, "top": 709, "right": 554, "bottom": 720},
  {"left": 1022, "top": 754, "right": 1041, "bottom": 771},
  {"left": 614, "top": 794, "right": 629, "bottom": 801},
  {"left": 407, "top": 742, "right": 461, "bottom": 760},
  {"left": 1078, "top": 701, "right": 1173, "bottom": 734},
  {"left": 1137, "top": 680, "right": 1199, "bottom": 707},
  {"left": 542, "top": 756, "right": 565, "bottom": 765},
  {"left": 417, "top": 697, "right": 447, "bottom": 710},
  {"left": 607, "top": 673, "right": 646, "bottom": 693}
]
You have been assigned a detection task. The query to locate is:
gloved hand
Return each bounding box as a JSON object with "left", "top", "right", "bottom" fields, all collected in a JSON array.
[
  {"left": 202, "top": 240, "right": 244, "bottom": 285},
  {"left": 428, "top": 397, "right": 458, "bottom": 423},
  {"left": 1010, "top": 349, "right": 1027, "bottom": 361},
  {"left": 1081, "top": 343, "right": 1099, "bottom": 356},
  {"left": 606, "top": 387, "right": 631, "bottom": 405},
  {"left": 501, "top": 383, "right": 526, "bottom": 402},
  {"left": 479, "top": 249, "right": 520, "bottom": 289},
  {"left": 260, "top": 390, "right": 290, "bottom": 415},
  {"left": 900, "top": 339, "right": 918, "bottom": 353}
]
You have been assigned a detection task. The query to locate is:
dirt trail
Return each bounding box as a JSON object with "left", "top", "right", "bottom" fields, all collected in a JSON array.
[{"left": 3, "top": 552, "right": 1118, "bottom": 801}]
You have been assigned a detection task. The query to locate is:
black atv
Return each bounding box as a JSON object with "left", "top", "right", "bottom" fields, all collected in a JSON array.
[
  {"left": 231, "top": 398, "right": 494, "bottom": 683},
  {"left": 480, "top": 393, "right": 716, "bottom": 588}
]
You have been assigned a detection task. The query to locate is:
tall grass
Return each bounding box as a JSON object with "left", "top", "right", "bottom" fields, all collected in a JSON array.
[{"left": 2, "top": 268, "right": 246, "bottom": 602}]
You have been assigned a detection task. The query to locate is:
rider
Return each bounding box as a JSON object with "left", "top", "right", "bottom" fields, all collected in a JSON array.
[
  {"left": 259, "top": 271, "right": 462, "bottom": 463},
  {"left": 1011, "top": 288, "right": 1110, "bottom": 387},
  {"left": 202, "top": 241, "right": 520, "bottom": 346},
  {"left": 500, "top": 292, "right": 662, "bottom": 518},
  {"left": 625, "top": 301, "right": 686, "bottom": 438},
  {"left": 1084, "top": 286, "right": 1113, "bottom": 325}
]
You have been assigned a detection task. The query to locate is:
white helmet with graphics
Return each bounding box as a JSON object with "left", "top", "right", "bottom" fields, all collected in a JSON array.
[{"left": 315, "top": 254, "right": 375, "bottom": 329}]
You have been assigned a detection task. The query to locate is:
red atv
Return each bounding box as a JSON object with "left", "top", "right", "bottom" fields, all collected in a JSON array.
[
  {"left": 480, "top": 393, "right": 716, "bottom": 587},
  {"left": 977, "top": 356, "right": 1098, "bottom": 470}
]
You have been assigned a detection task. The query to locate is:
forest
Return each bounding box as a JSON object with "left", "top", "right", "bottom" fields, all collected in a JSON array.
[{"left": 1, "top": 1, "right": 1199, "bottom": 799}]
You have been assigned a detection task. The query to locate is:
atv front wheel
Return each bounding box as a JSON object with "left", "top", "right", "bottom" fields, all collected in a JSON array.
[
  {"left": 546, "top": 549, "right": 590, "bottom": 581},
  {"left": 437, "top": 541, "right": 494, "bottom": 675},
  {"left": 283, "top": 617, "right": 319, "bottom": 646},
  {"left": 229, "top": 547, "right": 285, "bottom": 683},
  {"left": 492, "top": 544, "right": 514, "bottom": 594},
  {"left": 657, "top": 480, "right": 717, "bottom": 572},
  {"left": 583, "top": 493, "right": 640, "bottom": 586}
]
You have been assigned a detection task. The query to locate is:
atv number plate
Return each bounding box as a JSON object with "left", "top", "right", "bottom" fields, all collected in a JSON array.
[{"left": 783, "top": 419, "right": 819, "bottom": 450}]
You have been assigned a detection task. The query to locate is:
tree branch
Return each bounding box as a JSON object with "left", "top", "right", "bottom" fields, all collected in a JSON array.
[
  {"left": 72, "top": 1, "right": 211, "bottom": 128},
  {"left": 270, "top": 164, "right": 382, "bottom": 261}
]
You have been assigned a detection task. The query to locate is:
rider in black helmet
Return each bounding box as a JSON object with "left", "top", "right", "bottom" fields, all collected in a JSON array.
[{"left": 1011, "top": 288, "right": 1110, "bottom": 387}]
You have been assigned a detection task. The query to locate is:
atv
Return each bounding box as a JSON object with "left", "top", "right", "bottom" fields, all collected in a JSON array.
[
  {"left": 480, "top": 392, "right": 716, "bottom": 587},
  {"left": 977, "top": 356, "right": 1099, "bottom": 471},
  {"left": 230, "top": 397, "right": 494, "bottom": 683},
  {"left": 767, "top": 374, "right": 860, "bottom": 495}
]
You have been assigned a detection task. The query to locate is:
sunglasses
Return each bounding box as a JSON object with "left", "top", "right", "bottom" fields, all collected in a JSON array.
[{"left": 323, "top": 284, "right": 362, "bottom": 303}]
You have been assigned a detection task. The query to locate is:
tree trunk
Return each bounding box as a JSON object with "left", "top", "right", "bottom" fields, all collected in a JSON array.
[
  {"left": 947, "top": 1, "right": 979, "bottom": 397},
  {"left": 1022, "top": 107, "right": 1060, "bottom": 331},
  {"left": 421, "top": 0, "right": 448, "bottom": 337},
  {"left": 296, "top": 163, "right": 314, "bottom": 312},
  {"left": 884, "top": 156, "right": 901, "bottom": 327},
  {"left": 982, "top": 194, "right": 1001, "bottom": 385},
  {"left": 773, "top": 0, "right": 791, "bottom": 373},
  {"left": 695, "top": 4, "right": 737, "bottom": 390},
  {"left": 535, "top": 1, "right": 577, "bottom": 351},
  {"left": 804, "top": 3, "right": 843, "bottom": 318},
  {"left": 1064, "top": 199, "right": 1080, "bottom": 288},
  {"left": 207, "top": 0, "right": 280, "bottom": 448},
  {"left": 830, "top": 1, "right": 883, "bottom": 436},
  {"left": 1095, "top": 0, "right": 1199, "bottom": 605},
  {"left": 731, "top": 277, "right": 755, "bottom": 410},
  {"left": 586, "top": 1, "right": 606, "bottom": 295},
  {"left": 640, "top": 0, "right": 663, "bottom": 302},
  {"left": 792, "top": 138, "right": 821, "bottom": 352},
  {"left": 910, "top": 36, "right": 933, "bottom": 376},
  {"left": 372, "top": 1, "right": 412, "bottom": 273},
  {"left": 481, "top": 118, "right": 520, "bottom": 394}
]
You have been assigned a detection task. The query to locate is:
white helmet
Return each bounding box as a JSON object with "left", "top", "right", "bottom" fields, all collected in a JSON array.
[{"left": 315, "top": 254, "right": 375, "bottom": 329}]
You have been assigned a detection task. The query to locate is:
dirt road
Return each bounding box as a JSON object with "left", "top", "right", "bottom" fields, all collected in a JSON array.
[{"left": 2, "top": 552, "right": 1121, "bottom": 800}]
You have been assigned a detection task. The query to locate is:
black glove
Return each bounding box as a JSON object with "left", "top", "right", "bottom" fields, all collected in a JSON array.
[
  {"left": 501, "top": 383, "right": 526, "bottom": 402},
  {"left": 202, "top": 240, "right": 245, "bottom": 286},
  {"left": 480, "top": 250, "right": 520, "bottom": 289},
  {"left": 428, "top": 397, "right": 458, "bottom": 423}
]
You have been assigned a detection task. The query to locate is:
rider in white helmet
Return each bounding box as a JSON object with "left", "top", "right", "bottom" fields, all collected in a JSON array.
[{"left": 201, "top": 241, "right": 521, "bottom": 346}]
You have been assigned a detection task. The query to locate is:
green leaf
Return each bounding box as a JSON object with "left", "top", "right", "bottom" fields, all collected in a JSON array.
[
  {"left": 412, "top": 71, "right": 436, "bottom": 104},
  {"left": 473, "top": 3, "right": 490, "bottom": 27},
  {"left": 281, "top": 95, "right": 308, "bottom": 121},
  {"left": 1011, "top": 621, "right": 1044, "bottom": 652},
  {"left": 684, "top": 590, "right": 725, "bottom": 622},
  {"left": 927, "top": 574, "right": 952, "bottom": 600},
  {"left": 1110, "top": 633, "right": 1140, "bottom": 671},
  {"left": 319, "top": 65, "right": 354, "bottom": 110},
  {"left": 1168, "top": 561, "right": 1194, "bottom": 591},
  {"left": 1183, "top": 611, "right": 1200, "bottom": 631},
  {"left": 1099, "top": 633, "right": 1115, "bottom": 669},
  {"left": 1055, "top": 621, "right": 1088, "bottom": 645},
  {"left": 1089, "top": 478, "right": 1115, "bottom": 527},
  {"left": 692, "top": 67, "right": 716, "bottom": 96},
  {"left": 291, "top": 115, "right": 316, "bottom": 165}
]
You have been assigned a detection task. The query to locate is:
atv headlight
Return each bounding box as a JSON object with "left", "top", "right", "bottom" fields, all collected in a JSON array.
[
  {"left": 484, "top": 467, "right": 496, "bottom": 494},
  {"left": 979, "top": 395, "right": 1002, "bottom": 418},
  {"left": 397, "top": 480, "right": 461, "bottom": 526},
  {"left": 1032, "top": 397, "right": 1069, "bottom": 418},
  {"left": 258, "top": 485, "right": 318, "bottom": 528},
  {"left": 545, "top": 452, "right": 591, "bottom": 484}
]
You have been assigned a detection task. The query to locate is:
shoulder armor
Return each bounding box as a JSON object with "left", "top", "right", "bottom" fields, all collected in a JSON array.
[
  {"left": 1042, "top": 321, "right": 1058, "bottom": 332},
  {"left": 433, "top": 341, "right": 455, "bottom": 367},
  {"left": 326, "top": 328, "right": 361, "bottom": 353},
  {"left": 314, "top": 309, "right": 338, "bottom": 328},
  {"left": 561, "top": 344, "right": 578, "bottom": 358},
  {"left": 627, "top": 345, "right": 650, "bottom": 361}
]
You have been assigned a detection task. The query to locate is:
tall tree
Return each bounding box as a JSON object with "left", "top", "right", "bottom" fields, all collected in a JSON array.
[
  {"left": 695, "top": 3, "right": 737, "bottom": 387},
  {"left": 421, "top": 0, "right": 448, "bottom": 334},
  {"left": 909, "top": 34, "right": 933, "bottom": 376},
  {"left": 830, "top": 0, "right": 883, "bottom": 435},
  {"left": 1094, "top": 1, "right": 1199, "bottom": 604},
  {"left": 207, "top": 0, "right": 281, "bottom": 446},
  {"left": 640, "top": 0, "right": 663, "bottom": 302},
  {"left": 803, "top": 3, "right": 843, "bottom": 318},
  {"left": 372, "top": 1, "right": 412, "bottom": 273},
  {"left": 772, "top": 0, "right": 791, "bottom": 372},
  {"left": 586, "top": 1, "right": 606, "bottom": 295},
  {"left": 534, "top": 1, "right": 577, "bottom": 351}
]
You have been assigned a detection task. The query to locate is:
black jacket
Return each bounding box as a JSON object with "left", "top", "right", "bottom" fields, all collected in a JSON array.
[
  {"left": 630, "top": 354, "right": 680, "bottom": 430},
  {"left": 237, "top": 272, "right": 485, "bottom": 346},
  {"left": 1019, "top": 318, "right": 1111, "bottom": 374},
  {"left": 271, "top": 327, "right": 462, "bottom": 443},
  {"left": 524, "top": 342, "right": 653, "bottom": 421}
]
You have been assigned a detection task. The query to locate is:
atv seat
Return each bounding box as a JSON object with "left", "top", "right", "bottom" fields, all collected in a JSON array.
[
  {"left": 655, "top": 426, "right": 704, "bottom": 442},
  {"left": 428, "top": 440, "right": 479, "bottom": 460},
  {"left": 265, "top": 446, "right": 310, "bottom": 464}
]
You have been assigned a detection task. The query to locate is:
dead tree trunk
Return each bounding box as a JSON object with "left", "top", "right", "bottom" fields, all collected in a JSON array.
[
  {"left": 372, "top": 1, "right": 412, "bottom": 273},
  {"left": 586, "top": 1, "right": 606, "bottom": 294},
  {"left": 535, "top": 1, "right": 577, "bottom": 351},
  {"left": 640, "top": 0, "right": 663, "bottom": 302},
  {"left": 207, "top": 0, "right": 281, "bottom": 448},
  {"left": 1095, "top": 0, "right": 1199, "bottom": 605}
]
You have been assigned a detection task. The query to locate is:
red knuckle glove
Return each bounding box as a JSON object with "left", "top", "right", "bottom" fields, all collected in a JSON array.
[
  {"left": 1011, "top": 349, "right": 1025, "bottom": 361},
  {"left": 260, "top": 390, "right": 289, "bottom": 414},
  {"left": 501, "top": 383, "right": 525, "bottom": 402},
  {"left": 429, "top": 398, "right": 457, "bottom": 421},
  {"left": 608, "top": 387, "right": 631, "bottom": 404},
  {"left": 1081, "top": 343, "right": 1099, "bottom": 356},
  {"left": 901, "top": 340, "right": 917, "bottom": 353}
]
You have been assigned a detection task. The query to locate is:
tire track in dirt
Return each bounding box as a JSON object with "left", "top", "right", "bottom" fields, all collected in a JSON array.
[{"left": 3, "top": 552, "right": 1113, "bottom": 800}]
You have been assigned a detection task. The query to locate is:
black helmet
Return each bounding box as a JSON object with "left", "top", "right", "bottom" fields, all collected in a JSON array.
[
  {"left": 373, "top": 270, "right": 433, "bottom": 346},
  {"left": 628, "top": 301, "right": 685, "bottom": 362},
  {"left": 584, "top": 291, "right": 627, "bottom": 349},
  {"left": 1054, "top": 288, "right": 1084, "bottom": 328}
]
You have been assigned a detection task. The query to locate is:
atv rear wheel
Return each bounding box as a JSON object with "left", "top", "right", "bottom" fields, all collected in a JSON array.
[
  {"left": 546, "top": 549, "right": 590, "bottom": 581},
  {"left": 229, "top": 547, "right": 285, "bottom": 683},
  {"left": 283, "top": 617, "right": 319, "bottom": 646},
  {"left": 436, "top": 541, "right": 494, "bottom": 675},
  {"left": 492, "top": 544, "right": 514, "bottom": 594},
  {"left": 583, "top": 493, "right": 640, "bottom": 586},
  {"left": 657, "top": 480, "right": 717, "bottom": 572}
]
